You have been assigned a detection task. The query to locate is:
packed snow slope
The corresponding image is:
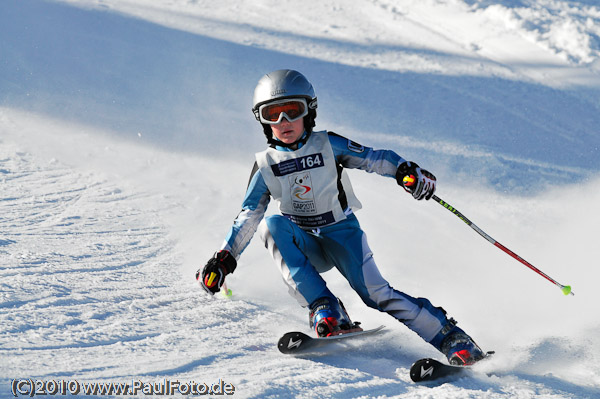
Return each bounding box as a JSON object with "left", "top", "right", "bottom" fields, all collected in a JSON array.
[{"left": 2, "top": 0, "right": 600, "bottom": 398}]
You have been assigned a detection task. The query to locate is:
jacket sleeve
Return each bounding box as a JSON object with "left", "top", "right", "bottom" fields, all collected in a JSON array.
[
  {"left": 328, "top": 132, "right": 406, "bottom": 178},
  {"left": 220, "top": 162, "right": 270, "bottom": 259}
]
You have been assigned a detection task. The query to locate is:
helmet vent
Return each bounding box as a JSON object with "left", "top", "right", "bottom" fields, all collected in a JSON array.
[{"left": 271, "top": 89, "right": 287, "bottom": 96}]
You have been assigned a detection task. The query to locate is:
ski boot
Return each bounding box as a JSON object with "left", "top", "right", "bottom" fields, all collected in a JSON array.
[
  {"left": 308, "top": 297, "right": 362, "bottom": 337},
  {"left": 440, "top": 329, "right": 485, "bottom": 366},
  {"left": 431, "top": 318, "right": 485, "bottom": 366}
]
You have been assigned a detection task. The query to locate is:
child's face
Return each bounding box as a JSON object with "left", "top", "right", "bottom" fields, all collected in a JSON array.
[{"left": 271, "top": 117, "right": 305, "bottom": 145}]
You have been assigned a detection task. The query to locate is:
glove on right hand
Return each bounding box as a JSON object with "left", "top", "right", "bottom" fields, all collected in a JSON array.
[{"left": 196, "top": 250, "right": 237, "bottom": 295}]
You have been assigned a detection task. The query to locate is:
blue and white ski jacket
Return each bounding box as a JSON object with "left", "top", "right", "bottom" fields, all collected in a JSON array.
[{"left": 220, "top": 130, "right": 406, "bottom": 259}]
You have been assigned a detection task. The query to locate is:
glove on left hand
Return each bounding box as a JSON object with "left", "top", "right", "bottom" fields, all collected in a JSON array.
[{"left": 396, "top": 161, "right": 437, "bottom": 201}]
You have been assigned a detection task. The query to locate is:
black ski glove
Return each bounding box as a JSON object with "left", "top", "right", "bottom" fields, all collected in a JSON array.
[
  {"left": 396, "top": 161, "right": 437, "bottom": 201},
  {"left": 196, "top": 250, "right": 237, "bottom": 295}
]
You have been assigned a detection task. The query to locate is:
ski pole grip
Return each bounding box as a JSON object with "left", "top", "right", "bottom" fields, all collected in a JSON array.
[
  {"left": 205, "top": 272, "right": 218, "bottom": 288},
  {"left": 402, "top": 175, "right": 416, "bottom": 188}
]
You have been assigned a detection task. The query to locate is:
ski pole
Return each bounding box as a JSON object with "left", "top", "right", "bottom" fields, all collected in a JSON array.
[
  {"left": 432, "top": 194, "right": 574, "bottom": 296},
  {"left": 401, "top": 175, "right": 573, "bottom": 296}
]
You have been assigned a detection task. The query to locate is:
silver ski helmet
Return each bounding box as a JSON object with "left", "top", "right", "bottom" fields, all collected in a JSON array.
[{"left": 252, "top": 69, "right": 318, "bottom": 142}]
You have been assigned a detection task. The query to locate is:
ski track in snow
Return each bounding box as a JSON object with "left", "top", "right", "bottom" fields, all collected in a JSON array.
[
  {"left": 2, "top": 0, "right": 600, "bottom": 398},
  {"left": 0, "top": 136, "right": 277, "bottom": 388}
]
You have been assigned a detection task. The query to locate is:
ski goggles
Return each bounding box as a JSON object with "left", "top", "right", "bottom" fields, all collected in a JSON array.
[{"left": 256, "top": 98, "right": 309, "bottom": 124}]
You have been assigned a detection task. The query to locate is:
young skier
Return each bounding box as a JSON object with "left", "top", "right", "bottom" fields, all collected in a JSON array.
[{"left": 197, "top": 69, "right": 485, "bottom": 365}]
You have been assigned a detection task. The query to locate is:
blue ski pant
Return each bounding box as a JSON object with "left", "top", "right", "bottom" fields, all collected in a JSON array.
[{"left": 258, "top": 213, "right": 450, "bottom": 344}]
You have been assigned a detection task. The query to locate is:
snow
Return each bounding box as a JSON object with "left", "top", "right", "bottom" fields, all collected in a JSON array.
[{"left": 1, "top": 0, "right": 599, "bottom": 398}]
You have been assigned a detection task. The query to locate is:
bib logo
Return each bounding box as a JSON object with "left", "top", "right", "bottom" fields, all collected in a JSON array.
[{"left": 290, "top": 173, "right": 316, "bottom": 213}]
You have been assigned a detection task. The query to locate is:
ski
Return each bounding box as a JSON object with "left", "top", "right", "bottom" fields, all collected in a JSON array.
[
  {"left": 277, "top": 325, "right": 385, "bottom": 355},
  {"left": 409, "top": 352, "right": 494, "bottom": 383},
  {"left": 410, "top": 358, "right": 465, "bottom": 382}
]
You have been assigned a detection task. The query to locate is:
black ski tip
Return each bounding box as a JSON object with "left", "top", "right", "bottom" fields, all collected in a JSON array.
[
  {"left": 277, "top": 331, "right": 312, "bottom": 354},
  {"left": 409, "top": 358, "right": 464, "bottom": 383},
  {"left": 409, "top": 351, "right": 494, "bottom": 383},
  {"left": 410, "top": 358, "right": 437, "bottom": 382}
]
